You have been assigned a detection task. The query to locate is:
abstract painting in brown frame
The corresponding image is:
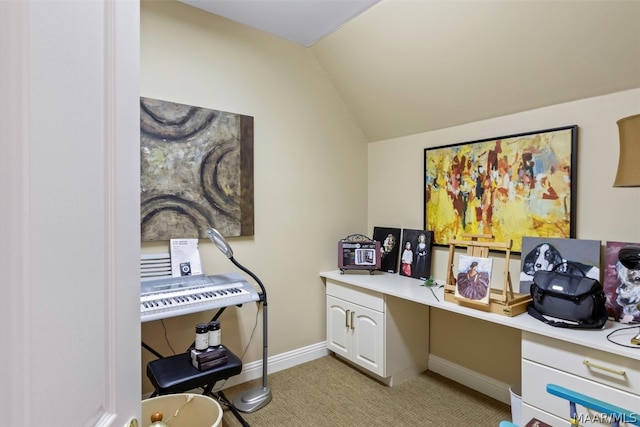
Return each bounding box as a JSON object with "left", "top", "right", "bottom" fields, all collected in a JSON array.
[
  {"left": 424, "top": 125, "right": 577, "bottom": 253},
  {"left": 140, "top": 97, "right": 254, "bottom": 241}
]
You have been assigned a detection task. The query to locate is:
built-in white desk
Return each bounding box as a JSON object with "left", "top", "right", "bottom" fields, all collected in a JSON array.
[{"left": 320, "top": 270, "right": 640, "bottom": 425}]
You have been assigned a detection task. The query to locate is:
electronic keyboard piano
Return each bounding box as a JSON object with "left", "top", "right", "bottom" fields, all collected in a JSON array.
[{"left": 140, "top": 272, "right": 261, "bottom": 322}]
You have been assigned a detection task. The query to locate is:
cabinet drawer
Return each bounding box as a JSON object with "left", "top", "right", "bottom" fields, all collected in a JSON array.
[
  {"left": 326, "top": 279, "right": 384, "bottom": 312},
  {"left": 522, "top": 402, "right": 566, "bottom": 427},
  {"left": 522, "top": 360, "right": 640, "bottom": 426},
  {"left": 522, "top": 332, "right": 639, "bottom": 394}
]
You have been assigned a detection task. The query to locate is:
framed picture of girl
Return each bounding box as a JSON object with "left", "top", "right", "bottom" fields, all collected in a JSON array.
[{"left": 399, "top": 229, "right": 434, "bottom": 280}]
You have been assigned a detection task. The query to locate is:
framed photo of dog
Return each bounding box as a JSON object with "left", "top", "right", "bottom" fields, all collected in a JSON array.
[
  {"left": 424, "top": 125, "right": 577, "bottom": 253},
  {"left": 519, "top": 236, "right": 601, "bottom": 295}
]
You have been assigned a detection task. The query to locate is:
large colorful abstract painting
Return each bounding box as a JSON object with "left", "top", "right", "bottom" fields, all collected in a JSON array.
[
  {"left": 140, "top": 97, "right": 254, "bottom": 241},
  {"left": 424, "top": 125, "right": 577, "bottom": 252}
]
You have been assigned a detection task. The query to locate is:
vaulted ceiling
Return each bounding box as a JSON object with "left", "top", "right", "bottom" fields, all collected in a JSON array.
[{"left": 179, "top": 0, "right": 640, "bottom": 142}]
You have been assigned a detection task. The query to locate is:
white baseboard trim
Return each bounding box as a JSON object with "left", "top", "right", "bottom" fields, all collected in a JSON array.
[
  {"left": 428, "top": 354, "right": 512, "bottom": 405},
  {"left": 142, "top": 342, "right": 329, "bottom": 399},
  {"left": 228, "top": 346, "right": 512, "bottom": 406},
  {"left": 143, "top": 344, "right": 514, "bottom": 408},
  {"left": 220, "top": 341, "right": 329, "bottom": 389}
]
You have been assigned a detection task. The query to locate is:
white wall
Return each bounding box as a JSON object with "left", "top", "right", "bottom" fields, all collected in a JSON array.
[
  {"left": 368, "top": 88, "right": 640, "bottom": 383},
  {"left": 140, "top": 0, "right": 369, "bottom": 394},
  {"left": 141, "top": 0, "right": 640, "bottom": 395}
]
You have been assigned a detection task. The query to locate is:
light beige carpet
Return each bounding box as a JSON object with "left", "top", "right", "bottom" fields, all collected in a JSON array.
[{"left": 217, "top": 354, "right": 511, "bottom": 426}]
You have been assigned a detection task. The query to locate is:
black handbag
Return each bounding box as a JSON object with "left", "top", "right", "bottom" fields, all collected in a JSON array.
[{"left": 527, "top": 269, "right": 608, "bottom": 329}]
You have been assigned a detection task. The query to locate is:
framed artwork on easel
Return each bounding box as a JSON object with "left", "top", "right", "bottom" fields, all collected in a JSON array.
[
  {"left": 443, "top": 234, "right": 531, "bottom": 317},
  {"left": 455, "top": 255, "right": 492, "bottom": 305}
]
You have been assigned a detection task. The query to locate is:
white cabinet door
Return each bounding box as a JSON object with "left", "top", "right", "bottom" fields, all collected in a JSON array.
[
  {"left": 326, "top": 295, "right": 385, "bottom": 377},
  {"left": 327, "top": 295, "right": 350, "bottom": 359},
  {"left": 351, "top": 305, "right": 384, "bottom": 376}
]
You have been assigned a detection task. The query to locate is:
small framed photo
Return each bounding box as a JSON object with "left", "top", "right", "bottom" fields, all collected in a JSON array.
[{"left": 338, "top": 240, "right": 381, "bottom": 273}]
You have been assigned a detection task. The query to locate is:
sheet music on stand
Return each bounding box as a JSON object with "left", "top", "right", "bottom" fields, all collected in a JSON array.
[{"left": 170, "top": 238, "right": 203, "bottom": 277}]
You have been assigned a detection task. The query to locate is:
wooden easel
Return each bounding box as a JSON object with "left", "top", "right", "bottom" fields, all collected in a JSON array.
[{"left": 443, "top": 234, "right": 531, "bottom": 316}]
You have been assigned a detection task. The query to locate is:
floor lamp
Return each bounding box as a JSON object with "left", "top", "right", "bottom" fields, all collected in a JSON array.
[{"left": 205, "top": 228, "right": 273, "bottom": 413}]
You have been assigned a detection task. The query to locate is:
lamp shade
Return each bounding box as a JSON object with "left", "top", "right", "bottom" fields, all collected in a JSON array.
[
  {"left": 613, "top": 113, "right": 640, "bottom": 187},
  {"left": 205, "top": 228, "right": 234, "bottom": 258}
]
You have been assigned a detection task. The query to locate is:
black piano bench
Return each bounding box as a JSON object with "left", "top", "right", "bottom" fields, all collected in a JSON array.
[{"left": 146, "top": 346, "right": 250, "bottom": 426}]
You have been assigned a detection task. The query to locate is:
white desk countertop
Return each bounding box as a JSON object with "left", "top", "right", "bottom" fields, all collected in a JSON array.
[{"left": 320, "top": 270, "right": 640, "bottom": 361}]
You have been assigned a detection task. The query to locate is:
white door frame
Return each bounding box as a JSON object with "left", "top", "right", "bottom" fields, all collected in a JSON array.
[{"left": 0, "top": 1, "right": 141, "bottom": 425}]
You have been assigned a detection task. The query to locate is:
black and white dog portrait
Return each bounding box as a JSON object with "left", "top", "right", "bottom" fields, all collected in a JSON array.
[
  {"left": 521, "top": 242, "right": 599, "bottom": 278},
  {"left": 519, "top": 238, "right": 601, "bottom": 294},
  {"left": 615, "top": 259, "right": 640, "bottom": 323}
]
